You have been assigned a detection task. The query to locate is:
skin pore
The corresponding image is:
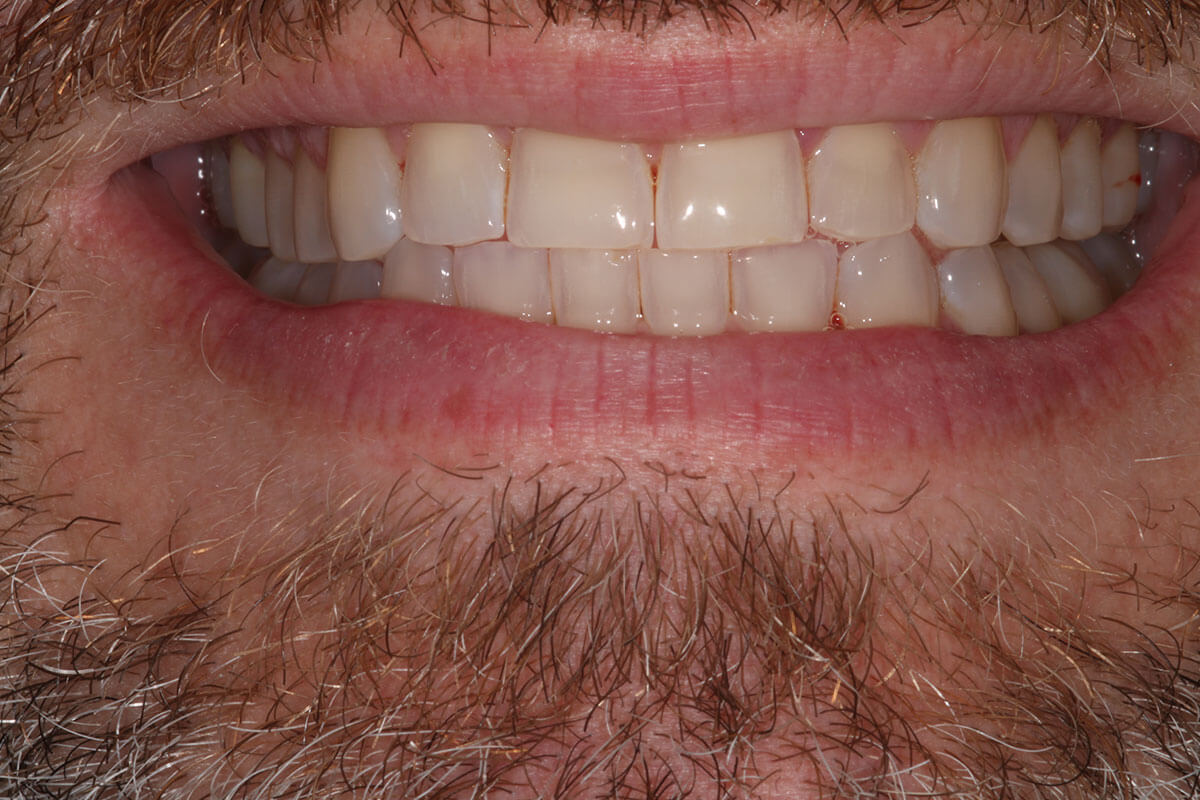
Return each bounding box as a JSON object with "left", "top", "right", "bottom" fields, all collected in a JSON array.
[{"left": 3, "top": 0, "right": 1200, "bottom": 797}]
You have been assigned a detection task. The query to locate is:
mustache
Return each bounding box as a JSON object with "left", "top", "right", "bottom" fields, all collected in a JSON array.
[{"left": 2, "top": 466, "right": 1199, "bottom": 798}]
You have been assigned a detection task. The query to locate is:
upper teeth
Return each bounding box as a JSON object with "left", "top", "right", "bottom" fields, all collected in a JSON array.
[{"left": 211, "top": 116, "right": 1187, "bottom": 335}]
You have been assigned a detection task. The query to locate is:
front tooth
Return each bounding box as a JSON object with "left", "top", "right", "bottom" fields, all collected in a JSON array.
[
  {"left": 326, "top": 127, "right": 404, "bottom": 261},
  {"left": 1101, "top": 123, "right": 1139, "bottom": 230},
  {"left": 507, "top": 130, "right": 653, "bottom": 249},
  {"left": 330, "top": 261, "right": 383, "bottom": 303},
  {"left": 381, "top": 239, "right": 456, "bottom": 305},
  {"left": 249, "top": 257, "right": 307, "bottom": 302},
  {"left": 655, "top": 131, "right": 808, "bottom": 249},
  {"left": 916, "top": 117, "right": 1007, "bottom": 248},
  {"left": 292, "top": 149, "right": 339, "bottom": 263},
  {"left": 1059, "top": 118, "right": 1103, "bottom": 240},
  {"left": 639, "top": 250, "right": 729, "bottom": 336},
  {"left": 936, "top": 247, "right": 1018, "bottom": 336},
  {"left": 454, "top": 242, "right": 553, "bottom": 323},
  {"left": 992, "top": 244, "right": 1061, "bottom": 333},
  {"left": 230, "top": 138, "right": 270, "bottom": 248},
  {"left": 1002, "top": 115, "right": 1062, "bottom": 246},
  {"left": 265, "top": 149, "right": 298, "bottom": 262},
  {"left": 549, "top": 249, "right": 640, "bottom": 334},
  {"left": 808, "top": 123, "right": 916, "bottom": 242},
  {"left": 1024, "top": 241, "right": 1111, "bottom": 323},
  {"left": 293, "top": 263, "right": 336, "bottom": 307},
  {"left": 1079, "top": 233, "right": 1141, "bottom": 294},
  {"left": 731, "top": 241, "right": 837, "bottom": 332},
  {"left": 835, "top": 232, "right": 937, "bottom": 328},
  {"left": 402, "top": 123, "right": 507, "bottom": 246}
]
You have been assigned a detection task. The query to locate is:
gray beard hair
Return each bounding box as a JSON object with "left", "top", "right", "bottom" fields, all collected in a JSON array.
[{"left": 2, "top": 467, "right": 1200, "bottom": 799}]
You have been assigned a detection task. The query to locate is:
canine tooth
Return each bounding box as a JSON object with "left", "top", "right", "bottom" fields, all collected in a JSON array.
[
  {"left": 1002, "top": 115, "right": 1062, "bottom": 246},
  {"left": 382, "top": 239, "right": 456, "bottom": 305},
  {"left": 836, "top": 232, "right": 937, "bottom": 328},
  {"left": 992, "top": 244, "right": 1061, "bottom": 333},
  {"left": 206, "top": 142, "right": 237, "bottom": 230},
  {"left": 249, "top": 257, "right": 307, "bottom": 302},
  {"left": 916, "top": 117, "right": 1007, "bottom": 248},
  {"left": 1025, "top": 241, "right": 1111, "bottom": 323},
  {"left": 1079, "top": 233, "right": 1141, "bottom": 294},
  {"left": 808, "top": 124, "right": 916, "bottom": 241},
  {"left": 292, "top": 149, "right": 339, "bottom": 263},
  {"left": 327, "top": 127, "right": 404, "bottom": 261},
  {"left": 454, "top": 242, "right": 553, "bottom": 323},
  {"left": 265, "top": 149, "right": 298, "bottom": 262},
  {"left": 507, "top": 130, "right": 653, "bottom": 249},
  {"left": 330, "top": 261, "right": 383, "bottom": 303},
  {"left": 1101, "top": 123, "right": 1139, "bottom": 230},
  {"left": 1059, "top": 119, "right": 1103, "bottom": 240},
  {"left": 402, "top": 123, "right": 507, "bottom": 246},
  {"left": 656, "top": 131, "right": 807, "bottom": 249},
  {"left": 549, "top": 249, "right": 640, "bottom": 334},
  {"left": 294, "top": 263, "right": 336, "bottom": 306},
  {"left": 937, "top": 247, "right": 1018, "bottom": 336},
  {"left": 230, "top": 139, "right": 270, "bottom": 248},
  {"left": 640, "top": 250, "right": 729, "bottom": 336},
  {"left": 731, "top": 241, "right": 837, "bottom": 332}
]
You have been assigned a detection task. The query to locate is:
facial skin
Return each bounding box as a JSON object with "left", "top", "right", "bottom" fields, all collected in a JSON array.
[{"left": 2, "top": 0, "right": 1200, "bottom": 796}]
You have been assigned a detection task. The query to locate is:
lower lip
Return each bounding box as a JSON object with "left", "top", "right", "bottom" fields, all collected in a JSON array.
[{"left": 81, "top": 164, "right": 1200, "bottom": 467}]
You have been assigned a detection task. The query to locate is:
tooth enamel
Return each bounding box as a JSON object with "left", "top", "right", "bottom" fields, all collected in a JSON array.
[
  {"left": 265, "top": 149, "right": 299, "bottom": 262},
  {"left": 549, "top": 249, "right": 641, "bottom": 333},
  {"left": 1136, "top": 130, "right": 1159, "bottom": 214},
  {"left": 292, "top": 149, "right": 339, "bottom": 263},
  {"left": 808, "top": 123, "right": 917, "bottom": 242},
  {"left": 1101, "top": 123, "right": 1139, "bottom": 230},
  {"left": 836, "top": 232, "right": 937, "bottom": 328},
  {"left": 656, "top": 132, "right": 808, "bottom": 249},
  {"left": 507, "top": 130, "right": 653, "bottom": 249},
  {"left": 402, "top": 123, "right": 507, "bottom": 246},
  {"left": 1002, "top": 115, "right": 1063, "bottom": 246},
  {"left": 454, "top": 241, "right": 553, "bottom": 323},
  {"left": 230, "top": 139, "right": 270, "bottom": 248},
  {"left": 381, "top": 239, "right": 456, "bottom": 305},
  {"left": 293, "top": 263, "right": 336, "bottom": 307},
  {"left": 1059, "top": 119, "right": 1104, "bottom": 240},
  {"left": 326, "top": 127, "right": 404, "bottom": 261},
  {"left": 992, "top": 244, "right": 1062, "bottom": 333},
  {"left": 936, "top": 247, "right": 1018, "bottom": 336},
  {"left": 206, "top": 142, "right": 237, "bottom": 230},
  {"left": 249, "top": 257, "right": 308, "bottom": 302},
  {"left": 731, "top": 241, "right": 837, "bottom": 332},
  {"left": 1024, "top": 241, "right": 1111, "bottom": 323},
  {"left": 916, "top": 117, "right": 1007, "bottom": 249},
  {"left": 1079, "top": 233, "right": 1141, "bottom": 294},
  {"left": 639, "top": 250, "right": 730, "bottom": 336},
  {"left": 330, "top": 261, "right": 383, "bottom": 303}
]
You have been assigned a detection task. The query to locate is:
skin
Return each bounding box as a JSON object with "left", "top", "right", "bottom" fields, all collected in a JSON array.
[{"left": 2, "top": 0, "right": 1200, "bottom": 796}]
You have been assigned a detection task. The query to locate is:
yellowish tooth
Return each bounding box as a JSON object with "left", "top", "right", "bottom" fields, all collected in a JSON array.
[
  {"left": 402, "top": 123, "right": 507, "bottom": 246},
  {"left": 1002, "top": 115, "right": 1062, "bottom": 246},
  {"left": 1101, "top": 123, "right": 1139, "bottom": 230},
  {"left": 836, "top": 232, "right": 937, "bottom": 328},
  {"left": 639, "top": 250, "right": 730, "bottom": 336},
  {"left": 731, "top": 241, "right": 837, "bottom": 332},
  {"left": 330, "top": 261, "right": 383, "bottom": 303},
  {"left": 230, "top": 138, "right": 270, "bottom": 248},
  {"left": 1025, "top": 241, "right": 1111, "bottom": 323},
  {"left": 293, "top": 263, "right": 336, "bottom": 307},
  {"left": 381, "top": 239, "right": 456, "bottom": 305},
  {"left": 207, "top": 142, "right": 237, "bottom": 230},
  {"left": 326, "top": 127, "right": 404, "bottom": 261},
  {"left": 265, "top": 149, "right": 298, "bottom": 262},
  {"left": 454, "top": 242, "right": 553, "bottom": 323},
  {"left": 249, "top": 257, "right": 307, "bottom": 302},
  {"left": 916, "top": 117, "right": 1007, "bottom": 248},
  {"left": 808, "top": 123, "right": 916, "bottom": 242},
  {"left": 936, "top": 247, "right": 1018, "bottom": 337},
  {"left": 1059, "top": 119, "right": 1104, "bottom": 241},
  {"left": 549, "top": 249, "right": 641, "bottom": 334},
  {"left": 992, "top": 244, "right": 1061, "bottom": 333},
  {"left": 292, "top": 149, "right": 339, "bottom": 264}
]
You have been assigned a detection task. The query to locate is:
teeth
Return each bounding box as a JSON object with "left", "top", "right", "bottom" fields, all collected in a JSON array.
[
  {"left": 292, "top": 149, "right": 339, "bottom": 263},
  {"left": 381, "top": 239, "right": 456, "bottom": 305},
  {"left": 1059, "top": 119, "right": 1104, "bottom": 241},
  {"left": 1101, "top": 123, "right": 1139, "bottom": 230},
  {"left": 936, "top": 247, "right": 1018, "bottom": 336},
  {"left": 454, "top": 242, "right": 553, "bottom": 323},
  {"left": 265, "top": 149, "right": 298, "bottom": 262},
  {"left": 294, "top": 263, "right": 336, "bottom": 307},
  {"left": 1024, "top": 241, "right": 1111, "bottom": 323},
  {"left": 402, "top": 123, "right": 507, "bottom": 246},
  {"left": 731, "top": 241, "right": 837, "bottom": 332},
  {"left": 916, "top": 117, "right": 1007, "bottom": 249},
  {"left": 808, "top": 123, "right": 916, "bottom": 242},
  {"left": 229, "top": 139, "right": 270, "bottom": 248},
  {"left": 549, "top": 249, "right": 641, "bottom": 334},
  {"left": 507, "top": 130, "right": 653, "bottom": 249},
  {"left": 249, "top": 257, "right": 307, "bottom": 302},
  {"left": 992, "top": 244, "right": 1062, "bottom": 334},
  {"left": 206, "top": 142, "right": 238, "bottom": 230},
  {"left": 639, "top": 250, "right": 730, "bottom": 336},
  {"left": 656, "top": 131, "right": 808, "bottom": 249},
  {"left": 326, "top": 127, "right": 404, "bottom": 261},
  {"left": 836, "top": 232, "right": 937, "bottom": 328},
  {"left": 1078, "top": 233, "right": 1141, "bottom": 295},
  {"left": 1002, "top": 115, "right": 1062, "bottom": 247},
  {"left": 330, "top": 261, "right": 383, "bottom": 303}
]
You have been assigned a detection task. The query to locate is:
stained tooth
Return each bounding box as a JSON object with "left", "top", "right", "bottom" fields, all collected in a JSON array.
[
  {"left": 507, "top": 129, "right": 653, "bottom": 249},
  {"left": 1059, "top": 118, "right": 1103, "bottom": 240},
  {"left": 1024, "top": 241, "right": 1111, "bottom": 323},
  {"left": 206, "top": 142, "right": 237, "bottom": 230},
  {"left": 936, "top": 247, "right": 1018, "bottom": 336},
  {"left": 835, "top": 232, "right": 937, "bottom": 328},
  {"left": 265, "top": 149, "right": 298, "bottom": 262},
  {"left": 230, "top": 139, "right": 270, "bottom": 248},
  {"left": 249, "top": 257, "right": 307, "bottom": 302},
  {"left": 292, "top": 149, "right": 339, "bottom": 263},
  {"left": 916, "top": 117, "right": 1007, "bottom": 249},
  {"left": 731, "top": 241, "right": 837, "bottom": 332},
  {"left": 992, "top": 244, "right": 1061, "bottom": 333},
  {"left": 1002, "top": 115, "right": 1062, "bottom": 246},
  {"left": 326, "top": 127, "right": 404, "bottom": 261},
  {"left": 293, "top": 263, "right": 336, "bottom": 307},
  {"left": 549, "top": 249, "right": 640, "bottom": 333},
  {"left": 1101, "top": 123, "right": 1139, "bottom": 230},
  {"left": 656, "top": 131, "right": 807, "bottom": 249},
  {"left": 639, "top": 250, "right": 729, "bottom": 336},
  {"left": 454, "top": 242, "right": 553, "bottom": 323},
  {"left": 381, "top": 239, "right": 456, "bottom": 305},
  {"left": 1079, "top": 233, "right": 1141, "bottom": 295},
  {"left": 808, "top": 124, "right": 916, "bottom": 242},
  {"left": 330, "top": 261, "right": 383, "bottom": 303},
  {"left": 402, "top": 123, "right": 507, "bottom": 246}
]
